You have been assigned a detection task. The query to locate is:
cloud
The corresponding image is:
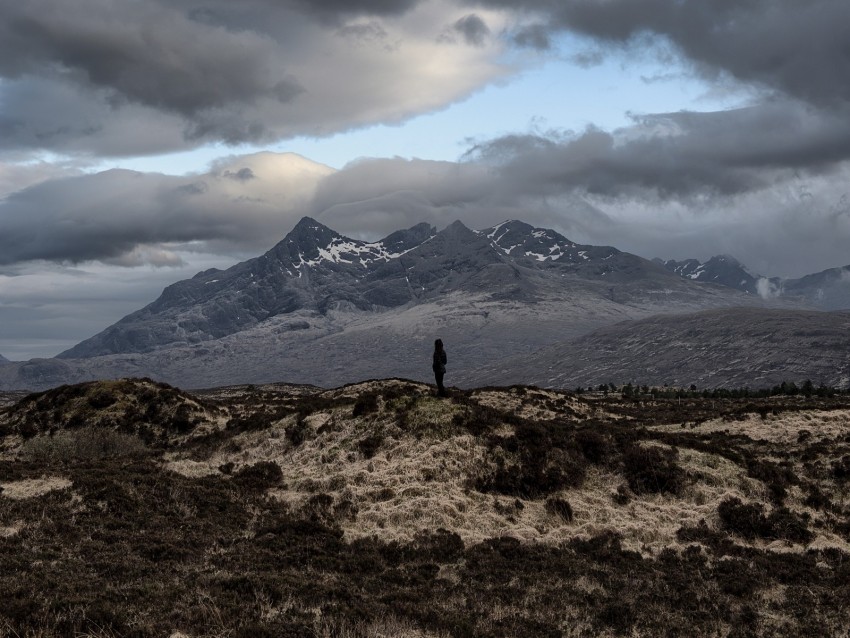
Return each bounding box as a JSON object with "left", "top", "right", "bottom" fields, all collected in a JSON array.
[
  {"left": 475, "top": 0, "right": 850, "bottom": 108},
  {"left": 0, "top": 159, "right": 84, "bottom": 199},
  {"left": 450, "top": 14, "right": 491, "bottom": 47},
  {"left": 5, "top": 141, "right": 850, "bottom": 279},
  {"left": 0, "top": 0, "right": 513, "bottom": 157},
  {"left": 466, "top": 101, "right": 850, "bottom": 198},
  {"left": 0, "top": 153, "right": 334, "bottom": 265}
]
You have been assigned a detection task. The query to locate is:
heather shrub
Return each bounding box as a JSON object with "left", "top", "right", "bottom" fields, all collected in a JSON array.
[
  {"left": 622, "top": 444, "right": 686, "bottom": 495},
  {"left": 718, "top": 497, "right": 767, "bottom": 540},
  {"left": 833, "top": 455, "right": 850, "bottom": 482},
  {"left": 765, "top": 507, "right": 814, "bottom": 544},
  {"left": 357, "top": 432, "right": 384, "bottom": 459},
  {"left": 718, "top": 497, "right": 813, "bottom": 544},
  {"left": 232, "top": 461, "right": 284, "bottom": 489},
  {"left": 285, "top": 416, "right": 311, "bottom": 446},
  {"left": 352, "top": 392, "right": 380, "bottom": 417},
  {"left": 574, "top": 428, "right": 608, "bottom": 464},
  {"left": 21, "top": 427, "right": 147, "bottom": 462}
]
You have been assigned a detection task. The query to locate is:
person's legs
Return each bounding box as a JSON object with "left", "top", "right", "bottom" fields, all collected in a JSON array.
[{"left": 435, "top": 371, "right": 446, "bottom": 396}]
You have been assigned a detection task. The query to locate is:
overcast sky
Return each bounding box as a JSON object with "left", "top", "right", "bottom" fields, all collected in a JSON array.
[{"left": 2, "top": 0, "right": 850, "bottom": 360}]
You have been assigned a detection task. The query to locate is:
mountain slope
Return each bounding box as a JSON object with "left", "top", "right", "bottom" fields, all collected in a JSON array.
[
  {"left": 658, "top": 255, "right": 760, "bottom": 294},
  {"left": 61, "top": 216, "right": 755, "bottom": 361},
  {"left": 781, "top": 265, "right": 850, "bottom": 309},
  {"left": 58, "top": 217, "right": 436, "bottom": 358},
  {"left": 659, "top": 255, "right": 850, "bottom": 310},
  {"left": 465, "top": 307, "right": 850, "bottom": 389}
]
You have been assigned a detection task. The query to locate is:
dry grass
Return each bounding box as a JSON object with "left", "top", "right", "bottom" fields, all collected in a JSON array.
[
  {"left": 653, "top": 408, "right": 850, "bottom": 445},
  {"left": 0, "top": 476, "right": 72, "bottom": 499}
]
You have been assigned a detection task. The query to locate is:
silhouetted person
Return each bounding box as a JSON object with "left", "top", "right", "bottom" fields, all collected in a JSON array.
[{"left": 433, "top": 339, "right": 447, "bottom": 396}]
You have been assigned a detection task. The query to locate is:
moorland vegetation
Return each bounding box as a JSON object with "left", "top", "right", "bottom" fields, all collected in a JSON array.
[{"left": 1, "top": 378, "right": 849, "bottom": 637}]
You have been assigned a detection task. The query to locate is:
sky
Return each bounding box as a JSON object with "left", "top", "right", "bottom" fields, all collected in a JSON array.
[{"left": 2, "top": 0, "right": 850, "bottom": 361}]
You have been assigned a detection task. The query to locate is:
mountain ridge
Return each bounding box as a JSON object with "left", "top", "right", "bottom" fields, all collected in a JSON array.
[
  {"left": 658, "top": 254, "right": 850, "bottom": 309},
  {"left": 60, "top": 216, "right": 730, "bottom": 360},
  {"left": 1, "top": 216, "right": 833, "bottom": 391}
]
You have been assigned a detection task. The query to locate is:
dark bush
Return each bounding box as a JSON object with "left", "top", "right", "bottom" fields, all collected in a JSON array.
[
  {"left": 304, "top": 493, "right": 334, "bottom": 523},
  {"left": 622, "top": 444, "right": 686, "bottom": 495},
  {"left": 747, "top": 459, "right": 796, "bottom": 504},
  {"left": 412, "top": 529, "right": 465, "bottom": 563},
  {"left": 232, "top": 461, "right": 283, "bottom": 490},
  {"left": 352, "top": 392, "right": 380, "bottom": 417},
  {"left": 358, "top": 433, "right": 384, "bottom": 459},
  {"left": 833, "top": 455, "right": 850, "bottom": 482},
  {"left": 479, "top": 447, "right": 586, "bottom": 499},
  {"left": 168, "top": 404, "right": 194, "bottom": 434},
  {"left": 765, "top": 507, "right": 814, "bottom": 544},
  {"left": 718, "top": 497, "right": 813, "bottom": 544},
  {"left": 574, "top": 428, "right": 608, "bottom": 464},
  {"left": 475, "top": 419, "right": 587, "bottom": 498},
  {"left": 285, "top": 416, "right": 310, "bottom": 447},
  {"left": 227, "top": 412, "right": 274, "bottom": 433},
  {"left": 718, "top": 497, "right": 768, "bottom": 540},
  {"left": 87, "top": 389, "right": 117, "bottom": 409}
]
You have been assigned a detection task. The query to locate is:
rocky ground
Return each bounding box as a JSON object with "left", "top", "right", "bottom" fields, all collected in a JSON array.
[{"left": 1, "top": 378, "right": 849, "bottom": 637}]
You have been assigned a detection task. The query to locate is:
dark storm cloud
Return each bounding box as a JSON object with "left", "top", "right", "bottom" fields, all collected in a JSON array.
[
  {"left": 0, "top": 2, "right": 296, "bottom": 117},
  {"left": 452, "top": 14, "right": 490, "bottom": 46},
  {"left": 0, "top": 0, "right": 505, "bottom": 156},
  {"left": 464, "top": 101, "right": 850, "bottom": 198},
  {"left": 287, "top": 0, "right": 422, "bottom": 21},
  {"left": 511, "top": 23, "right": 551, "bottom": 50},
  {"left": 474, "top": 0, "right": 850, "bottom": 107}
]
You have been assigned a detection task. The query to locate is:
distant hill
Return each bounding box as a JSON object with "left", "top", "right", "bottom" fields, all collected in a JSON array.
[{"left": 0, "top": 354, "right": 9, "bottom": 365}]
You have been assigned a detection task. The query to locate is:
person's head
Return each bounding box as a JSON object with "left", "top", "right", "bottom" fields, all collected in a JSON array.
[{"left": 434, "top": 338, "right": 443, "bottom": 351}]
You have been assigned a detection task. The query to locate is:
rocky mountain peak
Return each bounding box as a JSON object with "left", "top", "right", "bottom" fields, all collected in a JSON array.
[
  {"left": 483, "top": 219, "right": 615, "bottom": 266},
  {"left": 269, "top": 216, "right": 349, "bottom": 266},
  {"left": 378, "top": 222, "right": 436, "bottom": 255},
  {"left": 659, "top": 254, "right": 759, "bottom": 294}
]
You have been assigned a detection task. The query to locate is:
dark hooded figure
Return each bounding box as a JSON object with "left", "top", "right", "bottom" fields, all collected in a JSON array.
[{"left": 432, "top": 339, "right": 448, "bottom": 396}]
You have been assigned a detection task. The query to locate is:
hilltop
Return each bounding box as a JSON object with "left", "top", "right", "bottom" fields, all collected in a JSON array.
[{"left": 1, "top": 378, "right": 849, "bottom": 636}]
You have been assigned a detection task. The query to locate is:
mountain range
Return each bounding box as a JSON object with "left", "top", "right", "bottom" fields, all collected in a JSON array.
[
  {"left": 1, "top": 216, "right": 848, "bottom": 391},
  {"left": 657, "top": 255, "right": 850, "bottom": 309}
]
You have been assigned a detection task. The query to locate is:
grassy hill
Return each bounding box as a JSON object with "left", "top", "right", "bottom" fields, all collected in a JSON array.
[{"left": 1, "top": 378, "right": 849, "bottom": 637}]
